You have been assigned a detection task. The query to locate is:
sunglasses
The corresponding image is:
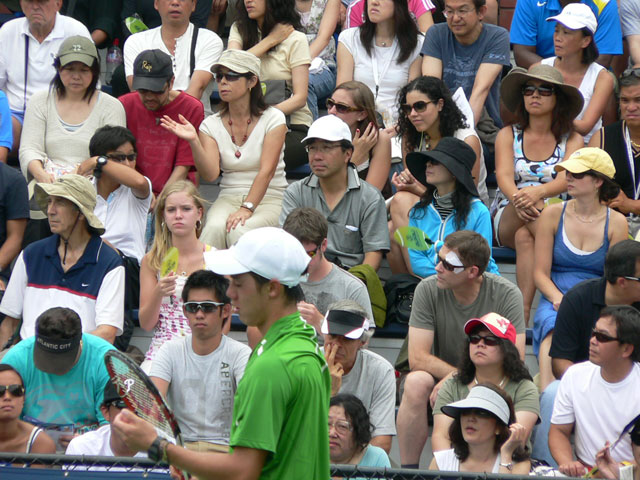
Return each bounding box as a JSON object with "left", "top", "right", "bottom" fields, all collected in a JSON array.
[
  {"left": 438, "top": 255, "right": 466, "bottom": 272},
  {"left": 326, "top": 98, "right": 360, "bottom": 114},
  {"left": 0, "top": 384, "right": 25, "bottom": 397},
  {"left": 591, "top": 328, "right": 620, "bottom": 343},
  {"left": 622, "top": 68, "right": 640, "bottom": 79},
  {"left": 468, "top": 334, "right": 502, "bottom": 347},
  {"left": 106, "top": 153, "right": 137, "bottom": 162},
  {"left": 567, "top": 171, "right": 591, "bottom": 180},
  {"left": 183, "top": 301, "right": 224, "bottom": 313},
  {"left": 214, "top": 72, "right": 246, "bottom": 83},
  {"left": 460, "top": 408, "right": 495, "bottom": 418},
  {"left": 306, "top": 246, "right": 320, "bottom": 258},
  {"left": 522, "top": 84, "right": 555, "bottom": 97},
  {"left": 400, "top": 100, "right": 432, "bottom": 115}
]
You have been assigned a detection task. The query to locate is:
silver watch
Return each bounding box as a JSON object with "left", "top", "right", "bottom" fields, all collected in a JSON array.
[{"left": 241, "top": 201, "right": 255, "bottom": 212}]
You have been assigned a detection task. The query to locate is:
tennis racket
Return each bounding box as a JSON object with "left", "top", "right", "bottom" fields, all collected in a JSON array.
[{"left": 104, "top": 350, "right": 189, "bottom": 479}]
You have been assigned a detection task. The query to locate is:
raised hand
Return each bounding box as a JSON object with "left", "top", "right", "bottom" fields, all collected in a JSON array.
[{"left": 160, "top": 114, "right": 198, "bottom": 143}]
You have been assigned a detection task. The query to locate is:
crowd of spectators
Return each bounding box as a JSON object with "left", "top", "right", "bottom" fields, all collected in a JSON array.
[{"left": 1, "top": 0, "right": 640, "bottom": 477}]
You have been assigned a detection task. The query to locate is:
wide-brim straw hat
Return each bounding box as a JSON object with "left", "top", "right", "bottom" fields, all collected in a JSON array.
[{"left": 501, "top": 64, "right": 584, "bottom": 120}]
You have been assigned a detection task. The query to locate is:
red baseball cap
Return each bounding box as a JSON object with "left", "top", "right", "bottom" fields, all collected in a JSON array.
[{"left": 464, "top": 312, "right": 516, "bottom": 345}]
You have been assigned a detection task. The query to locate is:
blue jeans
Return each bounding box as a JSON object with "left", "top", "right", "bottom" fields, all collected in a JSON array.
[
  {"left": 531, "top": 379, "right": 560, "bottom": 467},
  {"left": 307, "top": 65, "right": 336, "bottom": 120}
]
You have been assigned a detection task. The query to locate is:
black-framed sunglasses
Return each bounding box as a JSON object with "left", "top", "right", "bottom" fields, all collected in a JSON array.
[
  {"left": 438, "top": 255, "right": 466, "bottom": 272},
  {"left": 567, "top": 171, "right": 591, "bottom": 180},
  {"left": 326, "top": 98, "right": 361, "bottom": 114},
  {"left": 400, "top": 100, "right": 432, "bottom": 115},
  {"left": 0, "top": 384, "right": 25, "bottom": 397},
  {"left": 106, "top": 153, "right": 137, "bottom": 162},
  {"left": 214, "top": 72, "right": 247, "bottom": 83},
  {"left": 184, "top": 301, "right": 224, "bottom": 313},
  {"left": 591, "top": 328, "right": 620, "bottom": 343},
  {"left": 522, "top": 84, "right": 555, "bottom": 97},
  {"left": 468, "top": 334, "right": 502, "bottom": 347}
]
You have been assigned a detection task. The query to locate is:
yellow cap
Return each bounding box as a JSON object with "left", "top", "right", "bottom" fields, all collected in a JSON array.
[{"left": 554, "top": 147, "right": 616, "bottom": 179}]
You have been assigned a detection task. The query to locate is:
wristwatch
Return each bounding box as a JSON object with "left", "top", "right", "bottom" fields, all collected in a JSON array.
[
  {"left": 148, "top": 436, "right": 169, "bottom": 463},
  {"left": 94, "top": 156, "right": 108, "bottom": 178},
  {"left": 500, "top": 462, "right": 514, "bottom": 471},
  {"left": 241, "top": 201, "right": 255, "bottom": 212}
]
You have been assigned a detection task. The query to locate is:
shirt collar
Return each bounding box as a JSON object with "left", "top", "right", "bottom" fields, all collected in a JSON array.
[
  {"left": 44, "top": 234, "right": 102, "bottom": 267},
  {"left": 22, "top": 12, "right": 66, "bottom": 42},
  {"left": 305, "top": 164, "right": 361, "bottom": 190}
]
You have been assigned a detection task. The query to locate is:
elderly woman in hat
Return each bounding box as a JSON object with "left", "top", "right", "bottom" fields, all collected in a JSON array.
[
  {"left": 539, "top": 3, "right": 613, "bottom": 144},
  {"left": 0, "top": 175, "right": 125, "bottom": 348},
  {"left": 431, "top": 313, "right": 539, "bottom": 453},
  {"left": 533, "top": 148, "right": 627, "bottom": 391},
  {"left": 19, "top": 36, "right": 125, "bottom": 242},
  {"left": 402, "top": 137, "right": 498, "bottom": 278},
  {"left": 492, "top": 64, "right": 584, "bottom": 324},
  {"left": 161, "top": 50, "right": 287, "bottom": 249},
  {"left": 429, "top": 384, "right": 531, "bottom": 474}
]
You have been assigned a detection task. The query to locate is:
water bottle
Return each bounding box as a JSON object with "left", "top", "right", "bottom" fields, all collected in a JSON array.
[{"left": 105, "top": 39, "right": 123, "bottom": 85}]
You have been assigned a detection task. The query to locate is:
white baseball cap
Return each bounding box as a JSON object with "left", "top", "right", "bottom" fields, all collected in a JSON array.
[
  {"left": 546, "top": 3, "right": 597, "bottom": 34},
  {"left": 204, "top": 227, "right": 310, "bottom": 287},
  {"left": 301, "top": 115, "right": 352, "bottom": 145}
]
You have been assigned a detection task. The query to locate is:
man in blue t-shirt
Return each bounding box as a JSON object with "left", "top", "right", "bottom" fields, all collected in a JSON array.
[
  {"left": 0, "top": 161, "right": 28, "bottom": 292},
  {"left": 510, "top": 0, "right": 622, "bottom": 68},
  {"left": 2, "top": 307, "right": 115, "bottom": 449},
  {"left": 421, "top": 0, "right": 510, "bottom": 132}
]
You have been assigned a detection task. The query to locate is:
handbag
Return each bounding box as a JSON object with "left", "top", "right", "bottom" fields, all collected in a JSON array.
[{"left": 260, "top": 79, "right": 292, "bottom": 105}]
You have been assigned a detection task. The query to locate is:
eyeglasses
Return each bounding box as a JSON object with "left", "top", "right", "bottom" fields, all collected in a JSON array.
[
  {"left": 622, "top": 68, "right": 640, "bottom": 79},
  {"left": 328, "top": 420, "right": 353, "bottom": 435},
  {"left": 400, "top": 100, "right": 432, "bottom": 115},
  {"left": 567, "top": 171, "right": 590, "bottom": 180},
  {"left": 624, "top": 275, "right": 640, "bottom": 282},
  {"left": 214, "top": 72, "right": 246, "bottom": 83},
  {"left": 305, "top": 143, "right": 342, "bottom": 154},
  {"left": 306, "top": 246, "right": 320, "bottom": 258},
  {"left": 460, "top": 408, "right": 495, "bottom": 418},
  {"left": 326, "top": 98, "right": 361, "bottom": 114},
  {"left": 106, "top": 153, "right": 137, "bottom": 162},
  {"left": 468, "top": 334, "right": 502, "bottom": 347},
  {"left": 443, "top": 7, "right": 475, "bottom": 18},
  {"left": 591, "top": 328, "right": 620, "bottom": 343},
  {"left": 522, "top": 84, "right": 555, "bottom": 97},
  {"left": 0, "top": 384, "right": 25, "bottom": 397},
  {"left": 438, "top": 255, "right": 466, "bottom": 272},
  {"left": 183, "top": 301, "right": 224, "bottom": 313}
]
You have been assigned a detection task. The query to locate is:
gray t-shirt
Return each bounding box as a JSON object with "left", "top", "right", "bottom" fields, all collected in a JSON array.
[
  {"left": 301, "top": 264, "right": 373, "bottom": 320},
  {"left": 340, "top": 349, "right": 397, "bottom": 437},
  {"left": 409, "top": 273, "right": 525, "bottom": 367},
  {"left": 421, "top": 23, "right": 510, "bottom": 129},
  {"left": 279, "top": 165, "right": 390, "bottom": 268},
  {"left": 150, "top": 335, "right": 251, "bottom": 444}
]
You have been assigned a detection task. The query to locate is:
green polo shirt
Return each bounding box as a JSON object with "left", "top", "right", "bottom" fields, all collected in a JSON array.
[{"left": 229, "top": 312, "right": 331, "bottom": 479}]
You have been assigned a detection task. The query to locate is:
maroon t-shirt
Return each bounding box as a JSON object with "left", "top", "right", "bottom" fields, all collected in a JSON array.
[{"left": 119, "top": 91, "right": 204, "bottom": 195}]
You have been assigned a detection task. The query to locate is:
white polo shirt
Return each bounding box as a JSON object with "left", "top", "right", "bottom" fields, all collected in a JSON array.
[
  {"left": 0, "top": 13, "right": 91, "bottom": 113},
  {"left": 123, "top": 23, "right": 223, "bottom": 112}
]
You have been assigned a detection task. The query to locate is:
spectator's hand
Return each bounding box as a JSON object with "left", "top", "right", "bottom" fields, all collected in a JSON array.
[
  {"left": 160, "top": 114, "right": 198, "bottom": 143},
  {"left": 429, "top": 371, "right": 454, "bottom": 408},
  {"left": 558, "top": 460, "right": 588, "bottom": 477},
  {"left": 112, "top": 409, "right": 157, "bottom": 452},
  {"left": 59, "top": 433, "right": 79, "bottom": 450},
  {"left": 226, "top": 208, "right": 252, "bottom": 232},
  {"left": 211, "top": 0, "right": 227, "bottom": 14},
  {"left": 297, "top": 301, "right": 323, "bottom": 333},
  {"left": 391, "top": 169, "right": 425, "bottom": 196},
  {"left": 512, "top": 186, "right": 543, "bottom": 210},
  {"left": 150, "top": 193, "right": 157, "bottom": 212},
  {"left": 267, "top": 23, "right": 294, "bottom": 46},
  {"left": 500, "top": 423, "right": 527, "bottom": 458},
  {"left": 608, "top": 190, "right": 635, "bottom": 215},
  {"left": 514, "top": 204, "right": 540, "bottom": 223},
  {"left": 595, "top": 442, "right": 620, "bottom": 479},
  {"left": 77, "top": 156, "right": 98, "bottom": 177},
  {"left": 552, "top": 295, "right": 563, "bottom": 311},
  {"left": 353, "top": 122, "right": 378, "bottom": 156},
  {"left": 157, "top": 272, "right": 178, "bottom": 298},
  {"left": 324, "top": 343, "right": 344, "bottom": 395},
  {"left": 34, "top": 170, "right": 55, "bottom": 184}
]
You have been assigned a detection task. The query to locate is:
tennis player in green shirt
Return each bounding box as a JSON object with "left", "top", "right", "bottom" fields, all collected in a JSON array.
[{"left": 113, "top": 227, "right": 332, "bottom": 479}]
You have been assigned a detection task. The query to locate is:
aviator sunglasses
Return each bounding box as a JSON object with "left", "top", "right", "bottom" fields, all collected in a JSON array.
[{"left": 0, "top": 384, "right": 25, "bottom": 397}]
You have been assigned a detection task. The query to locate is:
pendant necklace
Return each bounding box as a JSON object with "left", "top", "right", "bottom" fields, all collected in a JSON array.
[{"left": 228, "top": 116, "right": 252, "bottom": 158}]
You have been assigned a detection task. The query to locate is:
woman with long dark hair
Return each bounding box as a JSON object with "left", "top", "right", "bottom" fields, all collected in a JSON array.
[
  {"left": 227, "top": 0, "right": 311, "bottom": 171},
  {"left": 336, "top": 0, "right": 423, "bottom": 125},
  {"left": 430, "top": 383, "right": 531, "bottom": 474},
  {"left": 540, "top": 3, "right": 613, "bottom": 143},
  {"left": 162, "top": 50, "right": 287, "bottom": 248},
  {"left": 492, "top": 64, "right": 583, "bottom": 324},
  {"left": 432, "top": 313, "right": 539, "bottom": 453},
  {"left": 533, "top": 148, "right": 627, "bottom": 391},
  {"left": 326, "top": 81, "right": 392, "bottom": 195}
]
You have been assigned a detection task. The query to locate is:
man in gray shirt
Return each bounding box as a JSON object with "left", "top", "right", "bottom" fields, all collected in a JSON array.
[
  {"left": 279, "top": 115, "right": 389, "bottom": 271},
  {"left": 283, "top": 207, "right": 373, "bottom": 332},
  {"left": 322, "top": 300, "right": 396, "bottom": 454},
  {"left": 150, "top": 270, "right": 250, "bottom": 451},
  {"left": 396, "top": 230, "right": 525, "bottom": 468}
]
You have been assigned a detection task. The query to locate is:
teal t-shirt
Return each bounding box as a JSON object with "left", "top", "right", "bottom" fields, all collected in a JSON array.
[
  {"left": 2, "top": 333, "right": 115, "bottom": 428},
  {"left": 230, "top": 312, "right": 331, "bottom": 479}
]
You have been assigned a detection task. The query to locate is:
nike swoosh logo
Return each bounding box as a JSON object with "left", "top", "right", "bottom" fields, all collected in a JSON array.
[
  {"left": 81, "top": 283, "right": 90, "bottom": 287},
  {"left": 537, "top": 1, "right": 546, "bottom": 6}
]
